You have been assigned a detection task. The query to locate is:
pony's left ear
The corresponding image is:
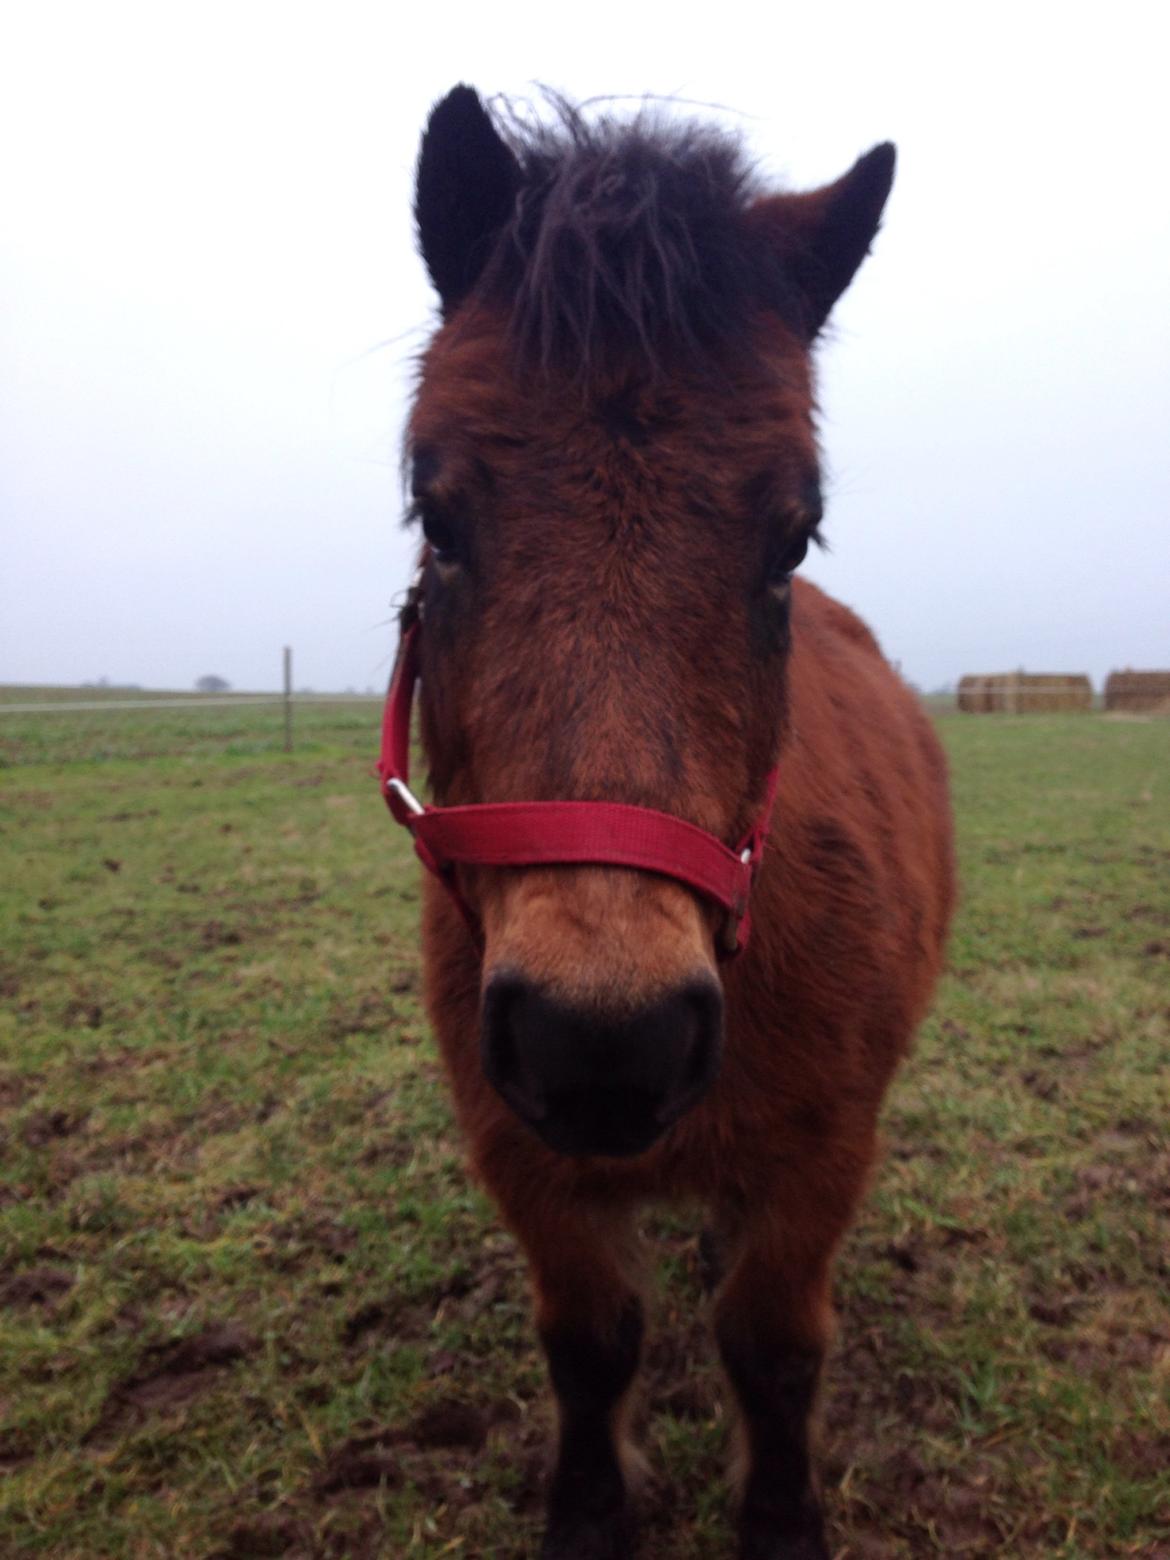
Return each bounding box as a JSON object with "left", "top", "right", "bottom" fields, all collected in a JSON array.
[
  {"left": 751, "top": 143, "right": 896, "bottom": 338},
  {"left": 415, "top": 85, "right": 522, "bottom": 313}
]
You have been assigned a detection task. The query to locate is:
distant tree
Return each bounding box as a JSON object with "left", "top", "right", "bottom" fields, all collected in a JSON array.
[{"left": 196, "top": 674, "right": 230, "bottom": 693}]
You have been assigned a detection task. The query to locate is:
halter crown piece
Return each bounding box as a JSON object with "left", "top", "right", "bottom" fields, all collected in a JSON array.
[{"left": 377, "top": 592, "right": 780, "bottom": 958}]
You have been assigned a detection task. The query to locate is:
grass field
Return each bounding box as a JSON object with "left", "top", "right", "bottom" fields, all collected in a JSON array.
[{"left": 1, "top": 699, "right": 1168, "bottom": 1558}]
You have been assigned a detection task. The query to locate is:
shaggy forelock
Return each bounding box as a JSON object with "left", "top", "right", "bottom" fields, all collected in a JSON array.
[{"left": 480, "top": 100, "right": 800, "bottom": 376}]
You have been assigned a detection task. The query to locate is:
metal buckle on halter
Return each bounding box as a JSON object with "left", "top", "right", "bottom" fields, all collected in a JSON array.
[{"left": 386, "top": 776, "right": 426, "bottom": 818}]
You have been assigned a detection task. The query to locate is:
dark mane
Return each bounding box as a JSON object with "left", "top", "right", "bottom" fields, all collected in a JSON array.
[{"left": 479, "top": 100, "right": 801, "bottom": 376}]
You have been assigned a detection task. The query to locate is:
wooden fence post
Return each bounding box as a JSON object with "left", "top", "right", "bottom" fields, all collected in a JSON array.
[{"left": 283, "top": 647, "right": 292, "bottom": 753}]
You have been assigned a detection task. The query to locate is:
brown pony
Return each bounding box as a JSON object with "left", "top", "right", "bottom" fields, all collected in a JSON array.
[{"left": 396, "top": 86, "right": 954, "bottom": 1560}]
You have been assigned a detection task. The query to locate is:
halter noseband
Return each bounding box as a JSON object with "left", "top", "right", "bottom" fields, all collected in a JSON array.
[{"left": 377, "top": 616, "right": 780, "bottom": 957}]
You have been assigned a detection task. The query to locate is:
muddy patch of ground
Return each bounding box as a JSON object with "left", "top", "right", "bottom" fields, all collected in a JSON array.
[
  {"left": 86, "top": 1322, "right": 255, "bottom": 1444},
  {"left": 0, "top": 1265, "right": 74, "bottom": 1308}
]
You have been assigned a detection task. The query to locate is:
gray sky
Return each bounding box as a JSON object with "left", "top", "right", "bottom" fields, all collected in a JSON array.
[{"left": 2, "top": 1, "right": 1166, "bottom": 693}]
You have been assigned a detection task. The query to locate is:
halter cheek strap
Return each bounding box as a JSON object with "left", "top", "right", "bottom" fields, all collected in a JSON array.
[{"left": 377, "top": 621, "right": 779, "bottom": 957}]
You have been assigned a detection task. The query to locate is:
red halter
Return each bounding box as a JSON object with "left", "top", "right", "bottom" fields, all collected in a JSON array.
[{"left": 377, "top": 618, "right": 780, "bottom": 956}]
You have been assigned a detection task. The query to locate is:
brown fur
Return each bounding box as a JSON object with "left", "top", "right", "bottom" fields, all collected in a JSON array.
[{"left": 403, "top": 92, "right": 955, "bottom": 1559}]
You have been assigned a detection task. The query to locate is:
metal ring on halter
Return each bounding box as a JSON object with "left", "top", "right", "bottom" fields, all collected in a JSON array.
[{"left": 386, "top": 776, "right": 426, "bottom": 818}]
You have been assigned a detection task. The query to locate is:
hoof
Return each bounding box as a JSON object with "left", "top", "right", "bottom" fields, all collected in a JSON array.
[
  {"left": 741, "top": 1539, "right": 829, "bottom": 1560},
  {"left": 540, "top": 1508, "right": 636, "bottom": 1560},
  {"left": 739, "top": 1509, "right": 830, "bottom": 1560}
]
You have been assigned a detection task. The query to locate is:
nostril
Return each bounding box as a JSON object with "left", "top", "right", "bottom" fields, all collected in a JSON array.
[
  {"left": 481, "top": 975, "right": 549, "bottom": 1123},
  {"left": 655, "top": 979, "right": 723, "bottom": 1124},
  {"left": 668, "top": 1004, "right": 704, "bottom": 1090}
]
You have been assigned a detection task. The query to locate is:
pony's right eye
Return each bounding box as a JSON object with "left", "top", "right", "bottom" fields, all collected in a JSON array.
[{"left": 764, "top": 529, "right": 810, "bottom": 596}]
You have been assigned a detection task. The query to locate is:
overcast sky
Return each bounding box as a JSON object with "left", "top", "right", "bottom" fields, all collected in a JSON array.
[{"left": 2, "top": 1, "right": 1166, "bottom": 693}]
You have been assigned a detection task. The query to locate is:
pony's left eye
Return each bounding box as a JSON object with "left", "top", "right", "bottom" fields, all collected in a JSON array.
[{"left": 418, "top": 504, "right": 463, "bottom": 571}]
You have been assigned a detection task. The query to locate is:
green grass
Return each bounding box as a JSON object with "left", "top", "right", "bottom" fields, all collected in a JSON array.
[
  {"left": 1, "top": 705, "right": 1168, "bottom": 1557},
  {"left": 0, "top": 694, "right": 379, "bottom": 767}
]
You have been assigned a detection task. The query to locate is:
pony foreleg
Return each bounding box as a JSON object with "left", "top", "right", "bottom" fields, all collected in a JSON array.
[
  {"left": 541, "top": 1293, "right": 643, "bottom": 1559},
  {"left": 714, "top": 1231, "right": 835, "bottom": 1560},
  {"left": 503, "top": 1197, "right": 646, "bottom": 1560}
]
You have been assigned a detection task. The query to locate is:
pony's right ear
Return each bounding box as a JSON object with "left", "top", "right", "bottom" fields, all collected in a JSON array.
[{"left": 415, "top": 85, "right": 521, "bottom": 313}]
